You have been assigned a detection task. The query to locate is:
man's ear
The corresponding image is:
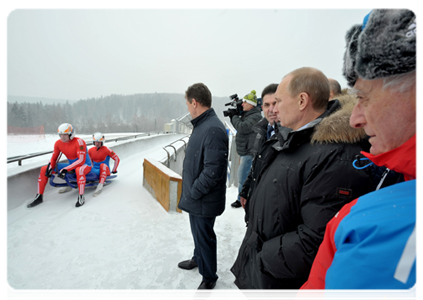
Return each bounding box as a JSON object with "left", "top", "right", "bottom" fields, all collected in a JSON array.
[
  {"left": 329, "top": 90, "right": 335, "bottom": 100},
  {"left": 298, "top": 93, "right": 310, "bottom": 111},
  {"left": 191, "top": 98, "right": 198, "bottom": 107}
]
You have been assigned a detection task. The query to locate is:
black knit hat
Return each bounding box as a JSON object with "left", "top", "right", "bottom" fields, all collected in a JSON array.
[{"left": 343, "top": 9, "right": 416, "bottom": 87}]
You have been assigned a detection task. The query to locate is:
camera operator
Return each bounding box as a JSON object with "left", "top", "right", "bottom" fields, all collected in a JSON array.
[{"left": 227, "top": 90, "right": 262, "bottom": 208}]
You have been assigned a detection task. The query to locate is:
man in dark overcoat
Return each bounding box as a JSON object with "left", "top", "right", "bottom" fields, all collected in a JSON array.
[
  {"left": 231, "top": 67, "right": 375, "bottom": 289},
  {"left": 178, "top": 83, "right": 228, "bottom": 290}
]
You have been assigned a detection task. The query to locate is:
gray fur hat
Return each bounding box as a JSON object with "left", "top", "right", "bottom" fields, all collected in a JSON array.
[{"left": 343, "top": 9, "right": 416, "bottom": 87}]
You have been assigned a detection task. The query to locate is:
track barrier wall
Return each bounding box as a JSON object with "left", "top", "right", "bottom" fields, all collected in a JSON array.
[
  {"left": 144, "top": 123, "right": 240, "bottom": 214},
  {"left": 159, "top": 138, "right": 188, "bottom": 176},
  {"left": 142, "top": 137, "right": 188, "bottom": 212},
  {"left": 143, "top": 158, "right": 182, "bottom": 213}
]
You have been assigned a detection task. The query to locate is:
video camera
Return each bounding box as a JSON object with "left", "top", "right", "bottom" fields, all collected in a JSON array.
[{"left": 223, "top": 94, "right": 243, "bottom": 117}]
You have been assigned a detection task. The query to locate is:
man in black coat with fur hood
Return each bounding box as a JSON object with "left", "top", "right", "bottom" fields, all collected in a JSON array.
[
  {"left": 231, "top": 67, "right": 375, "bottom": 289},
  {"left": 178, "top": 83, "right": 228, "bottom": 290}
]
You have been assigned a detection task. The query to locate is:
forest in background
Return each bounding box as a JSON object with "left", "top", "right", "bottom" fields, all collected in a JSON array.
[{"left": 7, "top": 93, "right": 230, "bottom": 134}]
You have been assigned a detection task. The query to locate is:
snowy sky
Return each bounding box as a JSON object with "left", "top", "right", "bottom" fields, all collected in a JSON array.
[{"left": 5, "top": 2, "right": 398, "bottom": 101}]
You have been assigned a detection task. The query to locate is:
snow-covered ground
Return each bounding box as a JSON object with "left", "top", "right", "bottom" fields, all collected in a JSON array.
[{"left": 5, "top": 136, "right": 245, "bottom": 300}]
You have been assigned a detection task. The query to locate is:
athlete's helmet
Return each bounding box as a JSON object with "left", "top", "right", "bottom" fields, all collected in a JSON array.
[
  {"left": 57, "top": 123, "right": 75, "bottom": 140},
  {"left": 92, "top": 132, "right": 105, "bottom": 146}
]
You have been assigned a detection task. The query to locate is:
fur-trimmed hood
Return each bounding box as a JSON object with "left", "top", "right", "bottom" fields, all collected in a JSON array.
[{"left": 311, "top": 94, "right": 367, "bottom": 144}]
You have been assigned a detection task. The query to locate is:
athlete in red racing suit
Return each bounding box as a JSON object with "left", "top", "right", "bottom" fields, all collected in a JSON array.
[
  {"left": 27, "top": 123, "right": 92, "bottom": 208},
  {"left": 88, "top": 132, "right": 120, "bottom": 197}
]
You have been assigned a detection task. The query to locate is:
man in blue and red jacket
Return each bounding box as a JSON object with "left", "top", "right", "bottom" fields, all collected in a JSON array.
[{"left": 301, "top": 9, "right": 416, "bottom": 289}]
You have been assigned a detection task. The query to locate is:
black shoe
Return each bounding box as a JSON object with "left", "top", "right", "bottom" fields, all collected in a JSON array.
[
  {"left": 27, "top": 194, "right": 43, "bottom": 208},
  {"left": 231, "top": 200, "right": 242, "bottom": 208},
  {"left": 192, "top": 281, "right": 216, "bottom": 300},
  {"left": 178, "top": 259, "right": 198, "bottom": 270},
  {"left": 76, "top": 194, "right": 85, "bottom": 207}
]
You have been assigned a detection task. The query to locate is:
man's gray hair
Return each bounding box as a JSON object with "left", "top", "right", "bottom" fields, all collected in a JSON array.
[{"left": 382, "top": 71, "right": 416, "bottom": 93}]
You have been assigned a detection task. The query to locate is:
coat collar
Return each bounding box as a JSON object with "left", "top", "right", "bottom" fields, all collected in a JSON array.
[
  {"left": 272, "top": 100, "right": 342, "bottom": 151},
  {"left": 311, "top": 95, "right": 368, "bottom": 145},
  {"left": 190, "top": 108, "right": 216, "bottom": 127},
  {"left": 361, "top": 134, "right": 416, "bottom": 181}
]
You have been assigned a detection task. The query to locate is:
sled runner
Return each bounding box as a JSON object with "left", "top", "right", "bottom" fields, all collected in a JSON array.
[{"left": 49, "top": 169, "right": 117, "bottom": 189}]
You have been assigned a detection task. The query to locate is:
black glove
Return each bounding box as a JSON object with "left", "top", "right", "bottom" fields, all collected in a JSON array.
[
  {"left": 227, "top": 108, "right": 238, "bottom": 119},
  {"left": 58, "top": 169, "right": 68, "bottom": 179},
  {"left": 45, "top": 164, "right": 53, "bottom": 178},
  {"left": 112, "top": 171, "right": 118, "bottom": 174}
]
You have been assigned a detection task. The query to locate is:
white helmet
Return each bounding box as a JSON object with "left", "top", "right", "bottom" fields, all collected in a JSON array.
[
  {"left": 92, "top": 132, "right": 105, "bottom": 146},
  {"left": 58, "top": 123, "right": 75, "bottom": 140}
]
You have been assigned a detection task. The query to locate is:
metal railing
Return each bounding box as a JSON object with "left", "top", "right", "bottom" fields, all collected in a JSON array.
[
  {"left": 162, "top": 136, "right": 189, "bottom": 168},
  {"left": 225, "top": 121, "right": 240, "bottom": 188},
  {"left": 7, "top": 133, "right": 154, "bottom": 166}
]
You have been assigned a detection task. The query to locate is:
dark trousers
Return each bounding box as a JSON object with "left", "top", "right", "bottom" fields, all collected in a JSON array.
[{"left": 189, "top": 214, "right": 218, "bottom": 283}]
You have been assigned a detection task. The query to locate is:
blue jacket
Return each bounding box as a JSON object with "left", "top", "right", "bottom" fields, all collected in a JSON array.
[{"left": 178, "top": 108, "right": 229, "bottom": 217}]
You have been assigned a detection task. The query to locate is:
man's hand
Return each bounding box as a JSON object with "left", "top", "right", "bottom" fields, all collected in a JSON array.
[
  {"left": 228, "top": 108, "right": 239, "bottom": 118},
  {"left": 240, "top": 196, "right": 247, "bottom": 209},
  {"left": 45, "top": 164, "right": 53, "bottom": 178},
  {"left": 58, "top": 169, "right": 68, "bottom": 179}
]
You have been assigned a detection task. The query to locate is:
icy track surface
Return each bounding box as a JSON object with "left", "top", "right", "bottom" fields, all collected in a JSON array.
[{"left": 7, "top": 135, "right": 247, "bottom": 291}]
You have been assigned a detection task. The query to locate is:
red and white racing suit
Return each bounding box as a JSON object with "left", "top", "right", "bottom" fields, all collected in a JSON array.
[
  {"left": 88, "top": 146, "right": 120, "bottom": 184},
  {"left": 38, "top": 137, "right": 92, "bottom": 195}
]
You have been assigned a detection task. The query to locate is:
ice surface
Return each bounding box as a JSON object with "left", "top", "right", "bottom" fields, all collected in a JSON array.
[{"left": 7, "top": 134, "right": 248, "bottom": 297}]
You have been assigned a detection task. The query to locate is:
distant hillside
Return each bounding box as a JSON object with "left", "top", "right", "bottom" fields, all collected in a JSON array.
[
  {"left": 8, "top": 95, "right": 78, "bottom": 105},
  {"left": 7, "top": 93, "right": 232, "bottom": 134}
]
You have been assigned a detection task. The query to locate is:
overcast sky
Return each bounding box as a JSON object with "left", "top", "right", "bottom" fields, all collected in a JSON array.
[{"left": 6, "top": 8, "right": 380, "bottom": 101}]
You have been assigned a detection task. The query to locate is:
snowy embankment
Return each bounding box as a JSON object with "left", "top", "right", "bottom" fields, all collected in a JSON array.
[{"left": 7, "top": 134, "right": 247, "bottom": 294}]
